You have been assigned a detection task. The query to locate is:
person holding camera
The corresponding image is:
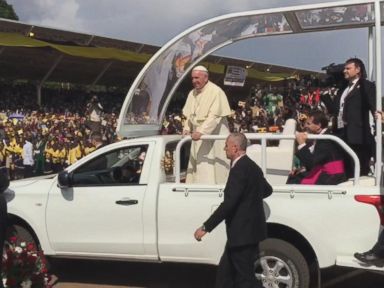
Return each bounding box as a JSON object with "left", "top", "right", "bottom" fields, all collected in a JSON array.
[{"left": 85, "top": 95, "right": 104, "bottom": 133}]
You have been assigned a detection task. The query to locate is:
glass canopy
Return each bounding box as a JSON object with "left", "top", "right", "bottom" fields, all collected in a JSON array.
[
  {"left": 296, "top": 3, "right": 374, "bottom": 29},
  {"left": 117, "top": 0, "right": 380, "bottom": 138}
]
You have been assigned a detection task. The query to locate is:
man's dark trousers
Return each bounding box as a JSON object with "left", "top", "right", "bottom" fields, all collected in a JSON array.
[
  {"left": 372, "top": 230, "right": 384, "bottom": 257},
  {"left": 23, "top": 164, "right": 34, "bottom": 178},
  {"left": 215, "top": 244, "right": 263, "bottom": 288}
]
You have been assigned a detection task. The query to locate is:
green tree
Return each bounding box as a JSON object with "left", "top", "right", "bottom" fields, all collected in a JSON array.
[{"left": 0, "top": 0, "right": 19, "bottom": 20}]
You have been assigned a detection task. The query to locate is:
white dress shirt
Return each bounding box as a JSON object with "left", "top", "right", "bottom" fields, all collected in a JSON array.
[
  {"left": 298, "top": 128, "right": 328, "bottom": 153},
  {"left": 337, "top": 78, "right": 358, "bottom": 128},
  {"left": 231, "top": 153, "right": 246, "bottom": 168},
  {"left": 22, "top": 141, "right": 34, "bottom": 166}
]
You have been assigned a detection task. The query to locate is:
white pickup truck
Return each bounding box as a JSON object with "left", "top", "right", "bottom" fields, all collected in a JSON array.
[
  {"left": 5, "top": 132, "right": 384, "bottom": 288},
  {"left": 6, "top": 1, "right": 384, "bottom": 287}
]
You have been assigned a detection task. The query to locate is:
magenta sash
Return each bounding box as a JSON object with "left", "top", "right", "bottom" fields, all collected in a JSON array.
[{"left": 301, "top": 160, "right": 345, "bottom": 185}]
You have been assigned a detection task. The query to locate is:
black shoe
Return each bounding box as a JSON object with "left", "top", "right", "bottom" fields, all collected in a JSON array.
[{"left": 354, "top": 251, "right": 384, "bottom": 267}]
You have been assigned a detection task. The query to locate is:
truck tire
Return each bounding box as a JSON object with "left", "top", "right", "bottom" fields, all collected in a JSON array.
[
  {"left": 256, "top": 238, "right": 310, "bottom": 288},
  {"left": 6, "top": 224, "right": 38, "bottom": 251}
]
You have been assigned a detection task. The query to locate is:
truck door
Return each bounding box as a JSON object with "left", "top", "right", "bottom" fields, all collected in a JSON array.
[
  {"left": 46, "top": 143, "right": 153, "bottom": 257},
  {"left": 157, "top": 183, "right": 226, "bottom": 265}
]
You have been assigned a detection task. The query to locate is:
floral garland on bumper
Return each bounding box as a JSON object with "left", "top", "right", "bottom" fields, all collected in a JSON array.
[{"left": 2, "top": 236, "right": 52, "bottom": 288}]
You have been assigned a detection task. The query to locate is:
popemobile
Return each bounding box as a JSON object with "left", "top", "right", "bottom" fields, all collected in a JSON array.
[{"left": 5, "top": 1, "right": 384, "bottom": 287}]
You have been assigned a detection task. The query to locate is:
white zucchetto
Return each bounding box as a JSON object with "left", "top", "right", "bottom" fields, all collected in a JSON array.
[{"left": 192, "top": 65, "right": 208, "bottom": 73}]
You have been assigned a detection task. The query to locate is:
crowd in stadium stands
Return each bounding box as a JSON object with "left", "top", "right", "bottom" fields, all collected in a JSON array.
[
  {"left": 0, "top": 82, "right": 124, "bottom": 180},
  {"left": 0, "top": 78, "right": 339, "bottom": 180}
]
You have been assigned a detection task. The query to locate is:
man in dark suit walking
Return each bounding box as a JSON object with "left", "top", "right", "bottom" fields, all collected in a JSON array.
[
  {"left": 194, "top": 132, "right": 272, "bottom": 288},
  {"left": 322, "top": 58, "right": 376, "bottom": 176}
]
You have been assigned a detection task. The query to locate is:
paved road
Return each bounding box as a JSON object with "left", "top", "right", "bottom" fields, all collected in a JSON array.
[{"left": 50, "top": 259, "right": 384, "bottom": 288}]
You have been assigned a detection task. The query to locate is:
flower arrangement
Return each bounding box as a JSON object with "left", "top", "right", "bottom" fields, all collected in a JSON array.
[{"left": 2, "top": 236, "right": 52, "bottom": 288}]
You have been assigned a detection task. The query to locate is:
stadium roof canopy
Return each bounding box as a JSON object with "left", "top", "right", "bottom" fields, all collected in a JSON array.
[{"left": 0, "top": 18, "right": 319, "bottom": 90}]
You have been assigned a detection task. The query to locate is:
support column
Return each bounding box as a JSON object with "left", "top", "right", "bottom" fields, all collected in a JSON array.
[
  {"left": 374, "top": 0, "right": 382, "bottom": 185},
  {"left": 36, "top": 84, "right": 42, "bottom": 107},
  {"left": 40, "top": 55, "right": 63, "bottom": 85},
  {"left": 368, "top": 27, "right": 374, "bottom": 81},
  {"left": 37, "top": 54, "right": 63, "bottom": 106},
  {"left": 90, "top": 61, "right": 113, "bottom": 88}
]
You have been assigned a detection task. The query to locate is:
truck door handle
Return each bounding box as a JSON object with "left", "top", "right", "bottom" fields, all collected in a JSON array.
[{"left": 115, "top": 199, "right": 138, "bottom": 205}]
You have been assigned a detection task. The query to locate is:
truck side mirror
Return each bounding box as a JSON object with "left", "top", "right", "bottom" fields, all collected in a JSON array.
[{"left": 57, "top": 171, "right": 73, "bottom": 188}]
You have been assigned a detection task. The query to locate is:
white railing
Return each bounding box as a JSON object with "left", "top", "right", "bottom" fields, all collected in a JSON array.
[{"left": 175, "top": 134, "right": 360, "bottom": 185}]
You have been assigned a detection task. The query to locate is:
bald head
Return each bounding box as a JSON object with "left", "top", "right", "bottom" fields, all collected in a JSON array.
[
  {"left": 228, "top": 133, "right": 248, "bottom": 151},
  {"left": 225, "top": 133, "right": 248, "bottom": 161}
]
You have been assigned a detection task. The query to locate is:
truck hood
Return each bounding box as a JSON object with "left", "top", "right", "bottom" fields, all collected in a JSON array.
[{"left": 9, "top": 174, "right": 56, "bottom": 188}]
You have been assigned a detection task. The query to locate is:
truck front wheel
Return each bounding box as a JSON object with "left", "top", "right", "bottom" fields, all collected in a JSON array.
[
  {"left": 6, "top": 224, "right": 39, "bottom": 251},
  {"left": 256, "top": 238, "right": 310, "bottom": 288}
]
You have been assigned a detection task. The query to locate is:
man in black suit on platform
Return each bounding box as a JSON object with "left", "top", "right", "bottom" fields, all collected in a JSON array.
[
  {"left": 322, "top": 57, "right": 376, "bottom": 177},
  {"left": 194, "top": 132, "right": 272, "bottom": 288}
]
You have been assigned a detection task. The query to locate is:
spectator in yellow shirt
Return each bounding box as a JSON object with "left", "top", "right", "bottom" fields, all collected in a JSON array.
[{"left": 67, "top": 140, "right": 83, "bottom": 166}]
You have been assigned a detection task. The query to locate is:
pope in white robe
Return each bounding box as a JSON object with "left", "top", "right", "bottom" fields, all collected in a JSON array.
[{"left": 182, "top": 66, "right": 231, "bottom": 184}]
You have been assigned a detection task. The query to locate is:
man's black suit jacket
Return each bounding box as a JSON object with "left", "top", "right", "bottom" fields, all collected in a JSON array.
[
  {"left": 322, "top": 78, "right": 376, "bottom": 145},
  {"left": 204, "top": 155, "right": 272, "bottom": 248},
  {"left": 295, "top": 130, "right": 346, "bottom": 184},
  {"left": 296, "top": 131, "right": 344, "bottom": 171}
]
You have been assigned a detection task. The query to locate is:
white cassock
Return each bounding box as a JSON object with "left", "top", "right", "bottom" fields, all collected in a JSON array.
[{"left": 182, "top": 81, "right": 231, "bottom": 184}]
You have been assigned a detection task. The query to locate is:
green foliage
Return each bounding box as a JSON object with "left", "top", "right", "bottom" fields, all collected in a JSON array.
[{"left": 0, "top": 0, "right": 19, "bottom": 20}]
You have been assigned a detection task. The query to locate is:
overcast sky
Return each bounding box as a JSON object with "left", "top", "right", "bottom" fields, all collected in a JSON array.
[{"left": 6, "top": 0, "right": 372, "bottom": 73}]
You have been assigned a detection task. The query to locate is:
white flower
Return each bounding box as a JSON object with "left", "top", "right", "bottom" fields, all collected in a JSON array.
[
  {"left": 20, "top": 242, "right": 27, "bottom": 248},
  {"left": 21, "top": 279, "right": 32, "bottom": 288},
  {"left": 15, "top": 247, "right": 23, "bottom": 253}
]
